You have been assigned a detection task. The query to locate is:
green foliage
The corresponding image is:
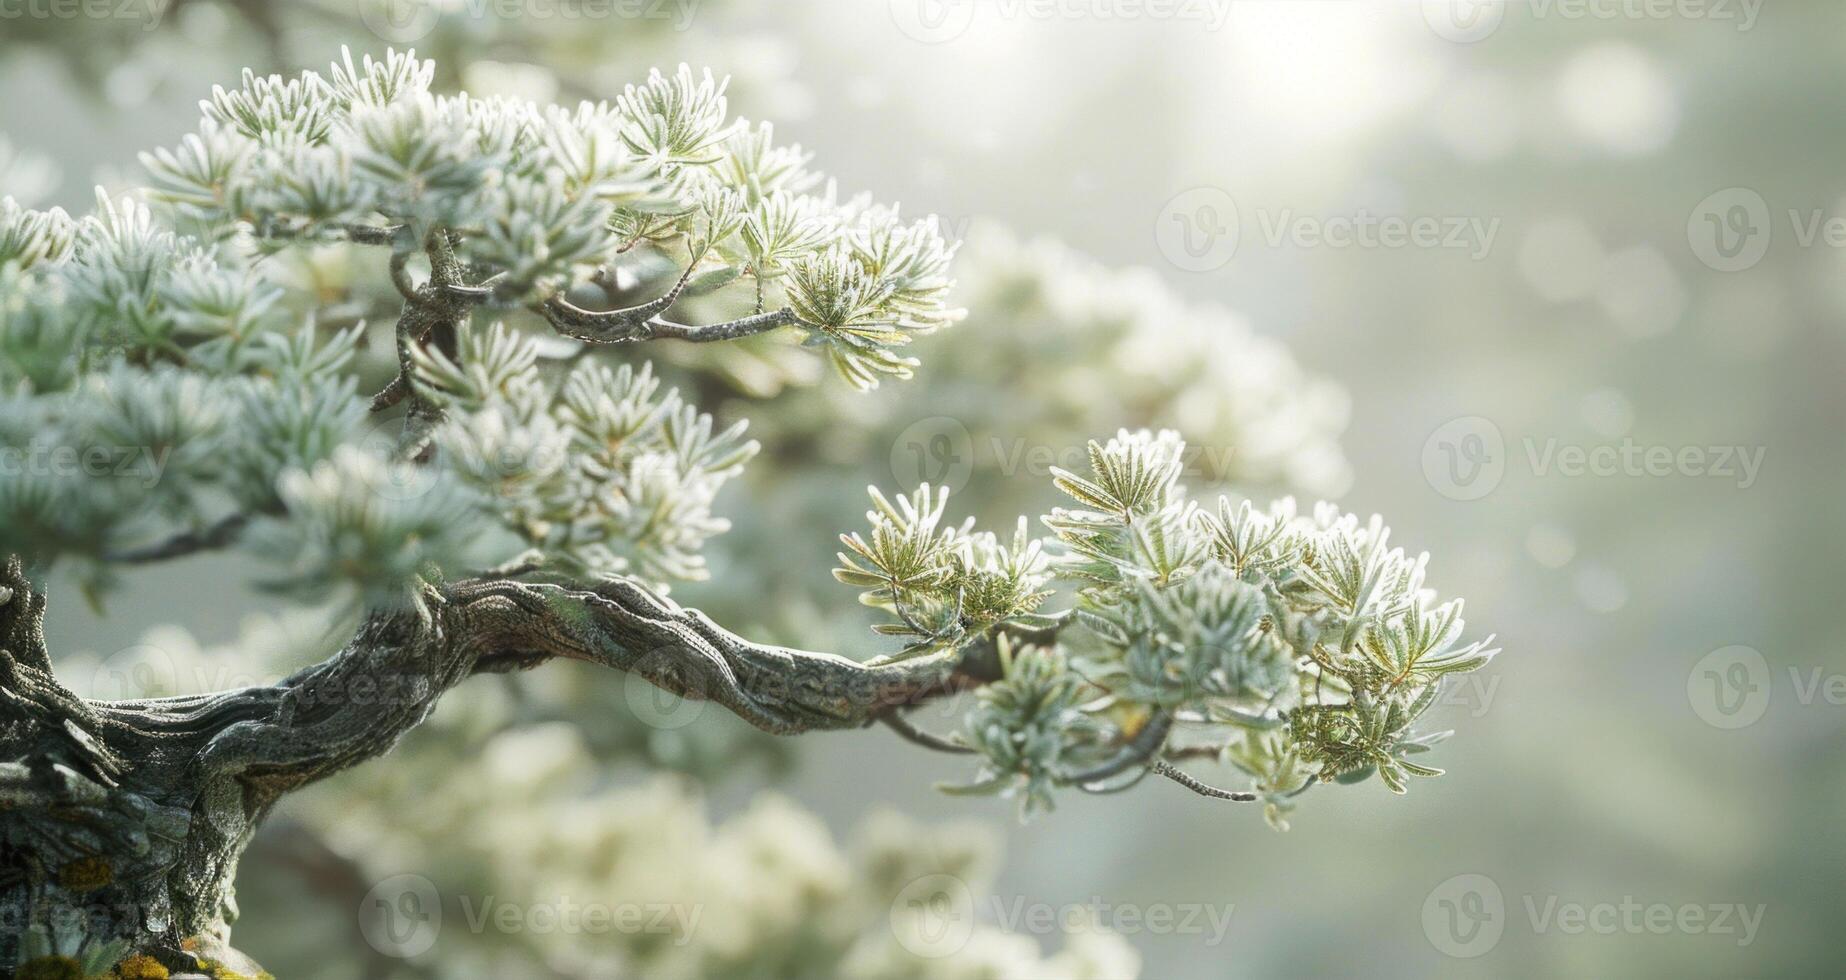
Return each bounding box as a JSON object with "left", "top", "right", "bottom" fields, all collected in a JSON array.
[
  {"left": 412, "top": 333, "right": 759, "bottom": 586},
  {"left": 956, "top": 638, "right": 1098, "bottom": 815},
  {"left": 834, "top": 485, "right": 1052, "bottom": 645},
  {"left": 12, "top": 910, "right": 130, "bottom": 978},
  {"left": 0, "top": 196, "right": 74, "bottom": 270},
  {"left": 135, "top": 47, "right": 960, "bottom": 385},
  {"left": 253, "top": 446, "right": 482, "bottom": 610},
  {"left": 0, "top": 47, "right": 960, "bottom": 605},
  {"left": 837, "top": 429, "right": 1499, "bottom": 822}
]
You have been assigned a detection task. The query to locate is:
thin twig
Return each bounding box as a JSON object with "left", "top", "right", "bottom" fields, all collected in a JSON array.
[
  {"left": 1151, "top": 760, "right": 1258, "bottom": 801},
  {"left": 881, "top": 711, "right": 973, "bottom": 754},
  {"left": 1058, "top": 711, "right": 1174, "bottom": 785}
]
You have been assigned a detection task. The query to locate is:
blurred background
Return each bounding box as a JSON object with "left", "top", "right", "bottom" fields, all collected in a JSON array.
[{"left": 5, "top": 0, "right": 1841, "bottom": 976}]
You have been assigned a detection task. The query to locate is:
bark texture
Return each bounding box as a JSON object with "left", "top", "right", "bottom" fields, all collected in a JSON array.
[{"left": 0, "top": 560, "right": 998, "bottom": 974}]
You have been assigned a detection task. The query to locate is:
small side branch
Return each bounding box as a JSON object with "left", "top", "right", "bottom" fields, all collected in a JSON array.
[
  {"left": 535, "top": 252, "right": 799, "bottom": 345},
  {"left": 341, "top": 223, "right": 403, "bottom": 246},
  {"left": 1150, "top": 761, "right": 1257, "bottom": 802},
  {"left": 1061, "top": 711, "right": 1176, "bottom": 786},
  {"left": 646, "top": 308, "right": 798, "bottom": 342},
  {"left": 880, "top": 710, "right": 974, "bottom": 754},
  {"left": 538, "top": 299, "right": 797, "bottom": 345},
  {"left": 105, "top": 513, "right": 251, "bottom": 565}
]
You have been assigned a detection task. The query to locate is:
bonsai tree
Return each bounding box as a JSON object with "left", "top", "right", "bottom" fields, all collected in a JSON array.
[{"left": 0, "top": 49, "right": 1499, "bottom": 977}]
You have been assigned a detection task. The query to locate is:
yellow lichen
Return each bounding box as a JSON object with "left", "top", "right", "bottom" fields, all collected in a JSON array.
[
  {"left": 56, "top": 856, "right": 114, "bottom": 893},
  {"left": 194, "top": 958, "right": 274, "bottom": 980},
  {"left": 114, "top": 954, "right": 170, "bottom": 979}
]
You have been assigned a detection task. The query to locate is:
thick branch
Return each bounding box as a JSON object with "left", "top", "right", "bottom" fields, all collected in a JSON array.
[
  {"left": 0, "top": 568, "right": 1010, "bottom": 969},
  {"left": 454, "top": 576, "right": 996, "bottom": 735}
]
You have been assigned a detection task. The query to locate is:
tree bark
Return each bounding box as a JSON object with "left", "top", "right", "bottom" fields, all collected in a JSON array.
[{"left": 0, "top": 561, "right": 999, "bottom": 974}]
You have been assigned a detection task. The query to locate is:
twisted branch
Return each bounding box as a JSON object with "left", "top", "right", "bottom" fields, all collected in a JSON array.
[
  {"left": 538, "top": 295, "right": 798, "bottom": 345},
  {"left": 0, "top": 565, "right": 1012, "bottom": 971}
]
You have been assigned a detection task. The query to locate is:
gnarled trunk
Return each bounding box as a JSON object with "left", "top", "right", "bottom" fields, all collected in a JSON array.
[{"left": 0, "top": 560, "right": 996, "bottom": 974}]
